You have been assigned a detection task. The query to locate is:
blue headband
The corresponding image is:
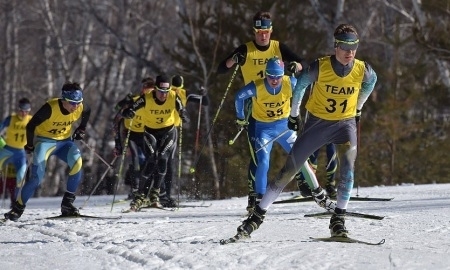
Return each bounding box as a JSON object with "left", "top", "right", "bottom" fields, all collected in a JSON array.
[
  {"left": 254, "top": 19, "right": 272, "bottom": 29},
  {"left": 62, "top": 89, "right": 83, "bottom": 103},
  {"left": 335, "top": 33, "right": 358, "bottom": 42}
]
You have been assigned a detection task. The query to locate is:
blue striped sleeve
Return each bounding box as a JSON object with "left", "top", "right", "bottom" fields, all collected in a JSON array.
[
  {"left": 235, "top": 82, "right": 257, "bottom": 119},
  {"left": 357, "top": 63, "right": 377, "bottom": 110}
]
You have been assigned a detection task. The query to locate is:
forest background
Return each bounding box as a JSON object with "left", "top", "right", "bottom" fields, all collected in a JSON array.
[{"left": 0, "top": 0, "right": 448, "bottom": 200}]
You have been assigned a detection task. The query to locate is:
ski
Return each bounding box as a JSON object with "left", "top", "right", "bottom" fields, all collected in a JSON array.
[
  {"left": 121, "top": 208, "right": 143, "bottom": 213},
  {"left": 349, "top": 196, "right": 394, "bottom": 201},
  {"left": 142, "top": 205, "right": 178, "bottom": 211},
  {"left": 310, "top": 236, "right": 385, "bottom": 246},
  {"left": 107, "top": 198, "right": 130, "bottom": 205},
  {"left": 177, "top": 203, "right": 212, "bottom": 208},
  {"left": 273, "top": 197, "right": 314, "bottom": 204},
  {"left": 219, "top": 232, "right": 250, "bottom": 245},
  {"left": 45, "top": 214, "right": 122, "bottom": 220},
  {"left": 273, "top": 196, "right": 393, "bottom": 204},
  {"left": 304, "top": 211, "right": 385, "bottom": 220},
  {"left": 122, "top": 206, "right": 177, "bottom": 213}
]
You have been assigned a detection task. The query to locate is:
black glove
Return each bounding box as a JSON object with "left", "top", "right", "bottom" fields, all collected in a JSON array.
[
  {"left": 235, "top": 118, "right": 248, "bottom": 130},
  {"left": 24, "top": 144, "right": 34, "bottom": 154},
  {"left": 355, "top": 109, "right": 362, "bottom": 124},
  {"left": 179, "top": 109, "right": 190, "bottom": 124},
  {"left": 232, "top": 53, "right": 245, "bottom": 66},
  {"left": 287, "top": 61, "right": 300, "bottom": 74},
  {"left": 287, "top": 115, "right": 301, "bottom": 131},
  {"left": 122, "top": 108, "right": 136, "bottom": 119},
  {"left": 72, "top": 127, "right": 86, "bottom": 140}
]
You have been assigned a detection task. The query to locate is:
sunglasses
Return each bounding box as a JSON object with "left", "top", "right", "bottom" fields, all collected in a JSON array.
[
  {"left": 155, "top": 86, "right": 171, "bottom": 93},
  {"left": 65, "top": 99, "right": 82, "bottom": 106},
  {"left": 266, "top": 73, "right": 283, "bottom": 80},
  {"left": 253, "top": 28, "right": 272, "bottom": 34},
  {"left": 335, "top": 39, "right": 359, "bottom": 51}
]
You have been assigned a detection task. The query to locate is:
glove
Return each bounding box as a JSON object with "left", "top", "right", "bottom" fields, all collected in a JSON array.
[
  {"left": 235, "top": 118, "right": 248, "bottom": 130},
  {"left": 122, "top": 108, "right": 136, "bottom": 119},
  {"left": 179, "top": 109, "right": 190, "bottom": 124},
  {"left": 287, "top": 61, "right": 299, "bottom": 74},
  {"left": 287, "top": 115, "right": 301, "bottom": 131},
  {"left": 199, "top": 86, "right": 207, "bottom": 96},
  {"left": 355, "top": 109, "right": 362, "bottom": 124},
  {"left": 24, "top": 144, "right": 34, "bottom": 154},
  {"left": 232, "top": 53, "right": 245, "bottom": 66},
  {"left": 72, "top": 127, "right": 86, "bottom": 140}
]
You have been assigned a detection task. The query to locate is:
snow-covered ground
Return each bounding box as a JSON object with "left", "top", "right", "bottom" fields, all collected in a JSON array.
[{"left": 1, "top": 183, "right": 449, "bottom": 270}]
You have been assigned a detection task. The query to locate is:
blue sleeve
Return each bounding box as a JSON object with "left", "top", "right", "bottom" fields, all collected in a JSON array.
[
  {"left": 357, "top": 63, "right": 377, "bottom": 110},
  {"left": 289, "top": 76, "right": 297, "bottom": 89},
  {"left": 0, "top": 116, "right": 11, "bottom": 132},
  {"left": 235, "top": 82, "right": 257, "bottom": 119}
]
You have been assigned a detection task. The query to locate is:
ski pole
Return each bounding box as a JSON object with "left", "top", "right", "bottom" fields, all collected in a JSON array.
[
  {"left": 111, "top": 121, "right": 133, "bottom": 212},
  {"left": 80, "top": 139, "right": 112, "bottom": 167},
  {"left": 255, "top": 129, "right": 290, "bottom": 153},
  {"left": 1, "top": 166, "right": 6, "bottom": 209},
  {"left": 356, "top": 120, "right": 361, "bottom": 197},
  {"left": 177, "top": 122, "right": 182, "bottom": 206},
  {"left": 192, "top": 89, "right": 204, "bottom": 170},
  {"left": 228, "top": 127, "right": 245, "bottom": 145},
  {"left": 80, "top": 156, "right": 118, "bottom": 209},
  {"left": 189, "top": 65, "right": 239, "bottom": 173}
]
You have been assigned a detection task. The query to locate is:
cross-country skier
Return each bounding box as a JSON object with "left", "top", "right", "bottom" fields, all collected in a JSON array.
[
  {"left": 235, "top": 23, "right": 377, "bottom": 238},
  {"left": 4, "top": 81, "right": 91, "bottom": 221}
]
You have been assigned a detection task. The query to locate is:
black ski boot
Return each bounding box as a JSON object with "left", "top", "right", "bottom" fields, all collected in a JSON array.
[
  {"left": 237, "top": 205, "right": 266, "bottom": 237},
  {"left": 61, "top": 192, "right": 80, "bottom": 216},
  {"left": 330, "top": 207, "right": 348, "bottom": 237},
  {"left": 159, "top": 195, "right": 177, "bottom": 207},
  {"left": 298, "top": 180, "right": 312, "bottom": 197},
  {"left": 325, "top": 183, "right": 337, "bottom": 199},
  {"left": 4, "top": 201, "right": 25, "bottom": 221}
]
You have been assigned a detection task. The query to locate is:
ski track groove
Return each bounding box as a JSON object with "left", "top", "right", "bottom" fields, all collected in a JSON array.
[{"left": 10, "top": 218, "right": 158, "bottom": 268}]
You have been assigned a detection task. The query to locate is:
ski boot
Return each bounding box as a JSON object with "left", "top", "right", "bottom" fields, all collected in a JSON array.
[
  {"left": 159, "top": 195, "right": 177, "bottom": 208},
  {"left": 129, "top": 192, "right": 146, "bottom": 211},
  {"left": 148, "top": 188, "right": 162, "bottom": 208},
  {"left": 237, "top": 205, "right": 266, "bottom": 237},
  {"left": 297, "top": 180, "right": 312, "bottom": 197},
  {"left": 246, "top": 193, "right": 261, "bottom": 215},
  {"left": 325, "top": 183, "right": 337, "bottom": 199},
  {"left": 4, "top": 201, "right": 25, "bottom": 221},
  {"left": 61, "top": 192, "right": 80, "bottom": 216},
  {"left": 312, "top": 187, "right": 336, "bottom": 211},
  {"left": 329, "top": 208, "right": 348, "bottom": 237}
]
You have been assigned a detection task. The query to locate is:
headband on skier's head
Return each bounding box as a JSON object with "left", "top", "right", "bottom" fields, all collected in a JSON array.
[
  {"left": 334, "top": 33, "right": 359, "bottom": 51},
  {"left": 62, "top": 89, "right": 83, "bottom": 105},
  {"left": 155, "top": 75, "right": 171, "bottom": 93}
]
